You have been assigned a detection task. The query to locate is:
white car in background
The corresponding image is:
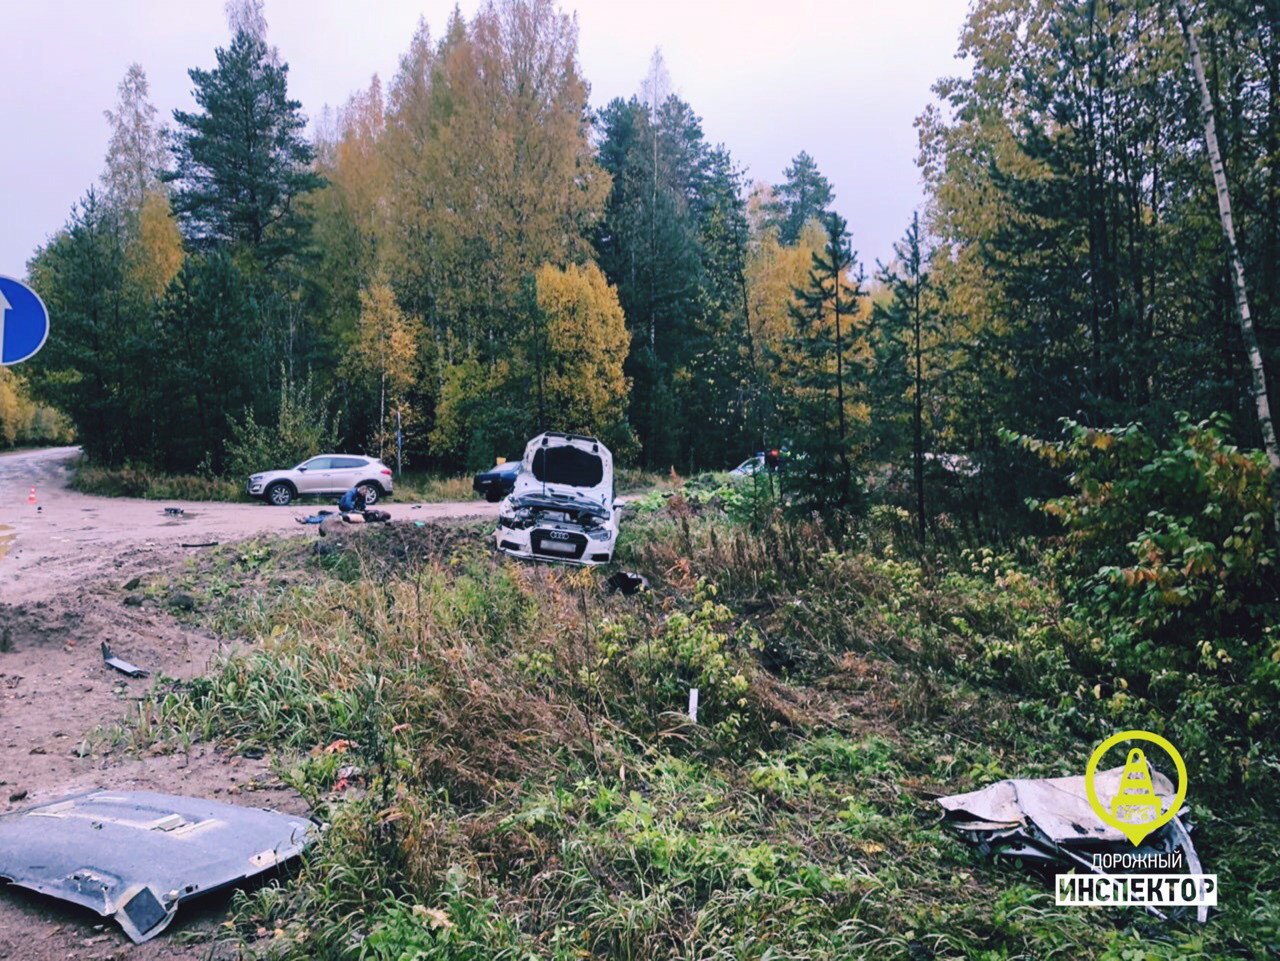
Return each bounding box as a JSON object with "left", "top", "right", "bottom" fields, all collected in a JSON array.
[
  {"left": 247, "top": 454, "right": 394, "bottom": 506},
  {"left": 494, "top": 433, "right": 619, "bottom": 566}
]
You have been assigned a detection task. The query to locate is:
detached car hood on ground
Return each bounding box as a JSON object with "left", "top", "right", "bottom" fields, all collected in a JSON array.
[
  {"left": 938, "top": 765, "right": 1207, "bottom": 923},
  {"left": 0, "top": 789, "right": 317, "bottom": 943}
]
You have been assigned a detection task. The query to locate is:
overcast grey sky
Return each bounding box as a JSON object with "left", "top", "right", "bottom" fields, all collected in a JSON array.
[{"left": 0, "top": 0, "right": 969, "bottom": 275}]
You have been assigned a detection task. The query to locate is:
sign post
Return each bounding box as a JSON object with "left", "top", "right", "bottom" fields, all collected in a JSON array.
[
  {"left": 0, "top": 277, "right": 50, "bottom": 366},
  {"left": 395, "top": 409, "right": 403, "bottom": 476}
]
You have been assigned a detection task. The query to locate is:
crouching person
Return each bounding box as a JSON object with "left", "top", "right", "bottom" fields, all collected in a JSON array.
[{"left": 338, "top": 485, "right": 370, "bottom": 514}]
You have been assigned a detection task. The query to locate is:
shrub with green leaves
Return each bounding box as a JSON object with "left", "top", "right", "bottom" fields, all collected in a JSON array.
[
  {"left": 224, "top": 368, "right": 341, "bottom": 478},
  {"left": 1007, "top": 413, "right": 1279, "bottom": 790}
]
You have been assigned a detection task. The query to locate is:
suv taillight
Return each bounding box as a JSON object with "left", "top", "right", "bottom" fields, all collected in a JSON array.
[{"left": 381, "top": 468, "right": 392, "bottom": 475}]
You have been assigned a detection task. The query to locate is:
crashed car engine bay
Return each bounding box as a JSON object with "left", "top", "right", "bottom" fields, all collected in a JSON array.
[{"left": 495, "top": 433, "right": 619, "bottom": 565}]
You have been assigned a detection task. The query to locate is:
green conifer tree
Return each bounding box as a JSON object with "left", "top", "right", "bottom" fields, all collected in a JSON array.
[
  {"left": 166, "top": 29, "right": 321, "bottom": 263},
  {"left": 783, "top": 212, "right": 864, "bottom": 513}
]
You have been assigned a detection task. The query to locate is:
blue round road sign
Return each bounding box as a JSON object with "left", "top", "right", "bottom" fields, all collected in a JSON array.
[{"left": 0, "top": 275, "right": 50, "bottom": 366}]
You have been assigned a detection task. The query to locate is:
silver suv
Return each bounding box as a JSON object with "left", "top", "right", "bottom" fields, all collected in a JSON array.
[{"left": 247, "top": 455, "right": 394, "bottom": 507}]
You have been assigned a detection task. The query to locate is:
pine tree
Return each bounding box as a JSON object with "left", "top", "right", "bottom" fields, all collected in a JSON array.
[
  {"left": 594, "top": 93, "right": 705, "bottom": 467},
  {"left": 151, "top": 252, "right": 264, "bottom": 472},
  {"left": 24, "top": 192, "right": 146, "bottom": 465},
  {"left": 873, "top": 213, "right": 936, "bottom": 543},
  {"left": 166, "top": 28, "right": 321, "bottom": 261},
  {"left": 680, "top": 147, "right": 757, "bottom": 469},
  {"left": 771, "top": 151, "right": 834, "bottom": 245},
  {"left": 782, "top": 212, "right": 865, "bottom": 512}
]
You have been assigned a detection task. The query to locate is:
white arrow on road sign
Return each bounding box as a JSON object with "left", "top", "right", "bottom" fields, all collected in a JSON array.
[
  {"left": 0, "top": 287, "right": 10, "bottom": 363},
  {"left": 0, "top": 276, "right": 50, "bottom": 366}
]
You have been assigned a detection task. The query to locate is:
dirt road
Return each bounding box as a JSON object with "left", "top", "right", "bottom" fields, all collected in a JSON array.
[
  {"left": 0, "top": 447, "right": 499, "bottom": 959},
  {"left": 0, "top": 446, "right": 499, "bottom": 605}
]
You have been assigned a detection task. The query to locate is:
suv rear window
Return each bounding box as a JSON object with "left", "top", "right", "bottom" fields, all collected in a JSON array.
[
  {"left": 332, "top": 457, "right": 368, "bottom": 469},
  {"left": 531, "top": 446, "right": 603, "bottom": 487}
]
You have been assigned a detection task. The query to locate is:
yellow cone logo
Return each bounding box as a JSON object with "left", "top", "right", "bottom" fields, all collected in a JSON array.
[{"left": 1085, "top": 730, "right": 1187, "bottom": 847}]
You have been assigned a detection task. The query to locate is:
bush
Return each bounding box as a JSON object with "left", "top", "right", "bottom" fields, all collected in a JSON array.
[
  {"left": 70, "top": 460, "right": 241, "bottom": 500},
  {"left": 224, "top": 369, "right": 340, "bottom": 479},
  {"left": 1008, "top": 413, "right": 1280, "bottom": 790}
]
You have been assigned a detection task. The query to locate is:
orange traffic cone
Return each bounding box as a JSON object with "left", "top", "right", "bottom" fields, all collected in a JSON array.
[{"left": 27, "top": 486, "right": 36, "bottom": 505}]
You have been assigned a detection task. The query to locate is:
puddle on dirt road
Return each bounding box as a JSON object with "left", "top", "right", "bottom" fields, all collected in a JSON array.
[
  {"left": 0, "top": 525, "right": 14, "bottom": 561},
  {"left": 158, "top": 509, "right": 199, "bottom": 527}
]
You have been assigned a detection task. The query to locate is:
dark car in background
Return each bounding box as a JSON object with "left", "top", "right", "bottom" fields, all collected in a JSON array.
[{"left": 473, "top": 459, "right": 522, "bottom": 502}]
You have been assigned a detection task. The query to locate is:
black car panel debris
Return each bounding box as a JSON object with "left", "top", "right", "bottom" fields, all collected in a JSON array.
[
  {"left": 606, "top": 571, "right": 650, "bottom": 595},
  {"left": 101, "top": 641, "right": 148, "bottom": 678},
  {"left": 0, "top": 790, "right": 317, "bottom": 943},
  {"left": 937, "top": 765, "right": 1207, "bottom": 923}
]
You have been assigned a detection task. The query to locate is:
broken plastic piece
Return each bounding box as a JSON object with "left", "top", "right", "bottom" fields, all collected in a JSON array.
[
  {"left": 101, "top": 642, "right": 148, "bottom": 678},
  {"left": 0, "top": 789, "right": 317, "bottom": 943},
  {"left": 163, "top": 507, "right": 185, "bottom": 516},
  {"left": 606, "top": 571, "right": 650, "bottom": 595}
]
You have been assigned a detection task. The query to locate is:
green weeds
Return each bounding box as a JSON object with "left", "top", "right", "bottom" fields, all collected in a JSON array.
[{"left": 122, "top": 509, "right": 1277, "bottom": 959}]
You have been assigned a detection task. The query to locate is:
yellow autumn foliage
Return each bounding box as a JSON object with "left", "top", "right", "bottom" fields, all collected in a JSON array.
[
  {"left": 534, "top": 261, "right": 629, "bottom": 437},
  {"left": 131, "top": 188, "right": 183, "bottom": 299}
]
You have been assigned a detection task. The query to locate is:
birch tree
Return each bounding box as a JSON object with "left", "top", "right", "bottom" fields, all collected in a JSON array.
[{"left": 1175, "top": 0, "right": 1280, "bottom": 536}]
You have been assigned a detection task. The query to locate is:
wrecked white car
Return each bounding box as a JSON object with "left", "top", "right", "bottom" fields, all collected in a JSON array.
[{"left": 495, "top": 433, "right": 619, "bottom": 566}]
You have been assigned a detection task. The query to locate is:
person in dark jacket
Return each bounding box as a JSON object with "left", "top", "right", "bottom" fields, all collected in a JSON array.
[{"left": 338, "top": 485, "right": 369, "bottom": 513}]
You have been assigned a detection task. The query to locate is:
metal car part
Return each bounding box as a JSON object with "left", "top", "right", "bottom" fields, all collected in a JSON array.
[{"left": 0, "top": 790, "right": 317, "bottom": 943}]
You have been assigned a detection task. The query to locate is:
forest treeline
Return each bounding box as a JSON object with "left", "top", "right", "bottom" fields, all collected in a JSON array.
[{"left": 15, "top": 0, "right": 1280, "bottom": 533}]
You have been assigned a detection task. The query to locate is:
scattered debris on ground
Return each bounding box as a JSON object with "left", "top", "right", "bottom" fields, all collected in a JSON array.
[
  {"left": 100, "top": 642, "right": 148, "bottom": 678},
  {"left": 180, "top": 541, "right": 218, "bottom": 548},
  {"left": 606, "top": 570, "right": 650, "bottom": 595},
  {"left": 163, "top": 507, "right": 185, "bottom": 517},
  {"left": 0, "top": 789, "right": 317, "bottom": 943},
  {"left": 938, "top": 765, "right": 1207, "bottom": 922}
]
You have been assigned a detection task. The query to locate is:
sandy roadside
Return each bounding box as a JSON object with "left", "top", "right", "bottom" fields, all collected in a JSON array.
[{"left": 0, "top": 448, "right": 500, "bottom": 959}]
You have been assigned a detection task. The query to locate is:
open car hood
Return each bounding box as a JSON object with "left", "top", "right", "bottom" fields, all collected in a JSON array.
[{"left": 511, "top": 433, "right": 614, "bottom": 507}]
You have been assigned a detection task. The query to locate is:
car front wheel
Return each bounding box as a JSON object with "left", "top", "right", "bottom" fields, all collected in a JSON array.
[{"left": 266, "top": 482, "right": 294, "bottom": 506}]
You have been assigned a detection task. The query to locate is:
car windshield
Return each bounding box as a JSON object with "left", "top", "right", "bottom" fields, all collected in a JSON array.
[{"left": 531, "top": 445, "right": 603, "bottom": 487}]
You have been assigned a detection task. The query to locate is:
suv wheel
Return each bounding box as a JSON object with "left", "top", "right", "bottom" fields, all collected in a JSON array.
[
  {"left": 266, "top": 482, "right": 294, "bottom": 506},
  {"left": 360, "top": 484, "right": 381, "bottom": 506}
]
